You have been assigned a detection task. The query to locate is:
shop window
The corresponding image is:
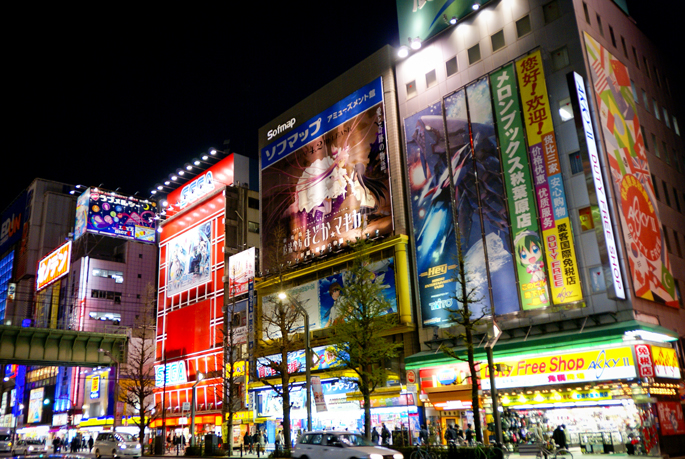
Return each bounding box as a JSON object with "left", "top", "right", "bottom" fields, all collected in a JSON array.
[
  {"left": 578, "top": 206, "right": 597, "bottom": 232},
  {"left": 406, "top": 80, "right": 417, "bottom": 99},
  {"left": 569, "top": 151, "right": 583, "bottom": 175},
  {"left": 588, "top": 266, "right": 606, "bottom": 293},
  {"left": 426, "top": 69, "right": 437, "bottom": 88},
  {"left": 543, "top": 0, "right": 561, "bottom": 24},
  {"left": 516, "top": 15, "right": 532, "bottom": 38},
  {"left": 559, "top": 97, "right": 573, "bottom": 122},
  {"left": 491, "top": 30, "right": 505, "bottom": 52},
  {"left": 446, "top": 56, "right": 458, "bottom": 77},
  {"left": 468, "top": 44, "right": 481, "bottom": 65},
  {"left": 551, "top": 46, "right": 569, "bottom": 71}
]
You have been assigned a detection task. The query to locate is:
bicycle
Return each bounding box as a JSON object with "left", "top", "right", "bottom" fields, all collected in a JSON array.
[
  {"left": 410, "top": 443, "right": 437, "bottom": 459},
  {"left": 473, "top": 442, "right": 505, "bottom": 459}
]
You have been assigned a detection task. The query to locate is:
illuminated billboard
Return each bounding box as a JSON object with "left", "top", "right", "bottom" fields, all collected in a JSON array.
[
  {"left": 27, "top": 387, "right": 44, "bottom": 423},
  {"left": 584, "top": 32, "right": 677, "bottom": 307},
  {"left": 36, "top": 241, "right": 72, "bottom": 291},
  {"left": 74, "top": 188, "right": 157, "bottom": 243},
  {"left": 165, "top": 221, "right": 212, "bottom": 297},
  {"left": 166, "top": 154, "right": 235, "bottom": 217},
  {"left": 260, "top": 77, "right": 392, "bottom": 269},
  {"left": 0, "top": 191, "right": 26, "bottom": 255},
  {"left": 228, "top": 247, "right": 255, "bottom": 297}
]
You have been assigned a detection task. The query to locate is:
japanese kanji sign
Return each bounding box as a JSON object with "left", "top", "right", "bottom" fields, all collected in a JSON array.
[{"left": 516, "top": 50, "right": 583, "bottom": 305}]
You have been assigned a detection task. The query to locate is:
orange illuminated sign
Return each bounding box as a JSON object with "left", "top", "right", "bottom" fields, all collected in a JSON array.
[{"left": 36, "top": 241, "right": 72, "bottom": 291}]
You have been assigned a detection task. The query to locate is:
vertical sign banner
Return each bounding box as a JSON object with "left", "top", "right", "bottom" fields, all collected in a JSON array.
[
  {"left": 490, "top": 65, "right": 550, "bottom": 310},
  {"left": 656, "top": 401, "right": 685, "bottom": 436},
  {"left": 228, "top": 247, "right": 255, "bottom": 297},
  {"left": 584, "top": 32, "right": 677, "bottom": 307},
  {"left": 634, "top": 344, "right": 654, "bottom": 378},
  {"left": 311, "top": 376, "right": 327, "bottom": 412},
  {"left": 570, "top": 72, "right": 625, "bottom": 299},
  {"left": 516, "top": 50, "right": 583, "bottom": 305},
  {"left": 36, "top": 241, "right": 72, "bottom": 291}
]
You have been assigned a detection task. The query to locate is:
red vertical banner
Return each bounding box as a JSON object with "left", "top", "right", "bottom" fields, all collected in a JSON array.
[
  {"left": 634, "top": 344, "right": 654, "bottom": 378},
  {"left": 656, "top": 401, "right": 685, "bottom": 435}
]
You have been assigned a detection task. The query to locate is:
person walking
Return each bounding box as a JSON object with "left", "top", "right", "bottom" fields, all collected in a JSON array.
[
  {"left": 244, "top": 430, "right": 252, "bottom": 453},
  {"left": 419, "top": 425, "right": 429, "bottom": 445},
  {"left": 372, "top": 427, "right": 380, "bottom": 445},
  {"left": 552, "top": 425, "right": 567, "bottom": 450},
  {"left": 275, "top": 430, "right": 284, "bottom": 454},
  {"left": 381, "top": 423, "right": 391, "bottom": 446},
  {"left": 258, "top": 430, "right": 266, "bottom": 457},
  {"left": 88, "top": 436, "right": 94, "bottom": 452},
  {"left": 465, "top": 424, "right": 474, "bottom": 446}
]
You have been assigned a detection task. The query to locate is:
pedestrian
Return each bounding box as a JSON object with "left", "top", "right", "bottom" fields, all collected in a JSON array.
[
  {"left": 552, "top": 425, "right": 567, "bottom": 449},
  {"left": 244, "top": 430, "right": 252, "bottom": 453},
  {"left": 381, "top": 423, "right": 391, "bottom": 446},
  {"left": 445, "top": 424, "right": 456, "bottom": 446},
  {"left": 275, "top": 430, "right": 284, "bottom": 454},
  {"left": 71, "top": 436, "right": 79, "bottom": 453},
  {"left": 88, "top": 436, "right": 94, "bottom": 452},
  {"left": 181, "top": 434, "right": 186, "bottom": 452},
  {"left": 167, "top": 433, "right": 172, "bottom": 452},
  {"left": 174, "top": 434, "right": 181, "bottom": 455},
  {"left": 419, "top": 424, "right": 429, "bottom": 445},
  {"left": 52, "top": 437, "right": 60, "bottom": 454},
  {"left": 372, "top": 427, "right": 380, "bottom": 445},
  {"left": 465, "top": 424, "right": 474, "bottom": 445},
  {"left": 258, "top": 430, "right": 266, "bottom": 456}
]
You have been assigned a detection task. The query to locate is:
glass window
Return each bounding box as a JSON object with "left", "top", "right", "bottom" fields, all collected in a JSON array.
[
  {"left": 569, "top": 151, "right": 583, "bottom": 174},
  {"left": 446, "top": 56, "right": 458, "bottom": 77},
  {"left": 543, "top": 0, "right": 561, "bottom": 23},
  {"left": 621, "top": 36, "right": 628, "bottom": 58},
  {"left": 664, "top": 108, "right": 670, "bottom": 128},
  {"left": 248, "top": 221, "right": 259, "bottom": 233},
  {"left": 653, "top": 99, "right": 660, "bottom": 119},
  {"left": 643, "top": 57, "right": 650, "bottom": 77},
  {"left": 248, "top": 197, "right": 259, "bottom": 209},
  {"left": 578, "top": 206, "right": 596, "bottom": 231},
  {"left": 468, "top": 44, "right": 481, "bottom": 65},
  {"left": 609, "top": 26, "right": 616, "bottom": 47},
  {"left": 633, "top": 47, "right": 639, "bottom": 68},
  {"left": 559, "top": 97, "right": 573, "bottom": 121},
  {"left": 641, "top": 127, "right": 649, "bottom": 150},
  {"left": 551, "top": 46, "right": 570, "bottom": 70},
  {"left": 630, "top": 80, "right": 638, "bottom": 104},
  {"left": 674, "top": 231, "right": 682, "bottom": 258},
  {"left": 426, "top": 69, "right": 437, "bottom": 88},
  {"left": 674, "top": 116, "right": 680, "bottom": 136},
  {"left": 516, "top": 15, "right": 532, "bottom": 38},
  {"left": 651, "top": 174, "right": 660, "bottom": 200},
  {"left": 491, "top": 30, "right": 505, "bottom": 52},
  {"left": 406, "top": 80, "right": 417, "bottom": 99},
  {"left": 652, "top": 134, "right": 659, "bottom": 157},
  {"left": 642, "top": 90, "right": 649, "bottom": 110},
  {"left": 663, "top": 142, "right": 670, "bottom": 164},
  {"left": 589, "top": 266, "right": 606, "bottom": 293},
  {"left": 583, "top": 2, "right": 590, "bottom": 24},
  {"left": 663, "top": 225, "right": 671, "bottom": 253},
  {"left": 597, "top": 14, "right": 604, "bottom": 36},
  {"left": 663, "top": 180, "right": 671, "bottom": 206}
]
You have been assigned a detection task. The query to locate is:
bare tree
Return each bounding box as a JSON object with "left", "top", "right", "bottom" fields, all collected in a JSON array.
[
  {"left": 256, "top": 225, "right": 306, "bottom": 450},
  {"left": 441, "top": 236, "right": 489, "bottom": 444},
  {"left": 120, "top": 283, "right": 159, "bottom": 452},
  {"left": 329, "top": 237, "right": 402, "bottom": 439}
]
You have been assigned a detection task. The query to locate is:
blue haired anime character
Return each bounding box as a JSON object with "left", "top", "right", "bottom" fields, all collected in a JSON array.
[{"left": 514, "top": 230, "right": 549, "bottom": 304}]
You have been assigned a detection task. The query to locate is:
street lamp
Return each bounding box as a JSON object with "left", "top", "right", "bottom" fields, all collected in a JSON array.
[
  {"left": 99, "top": 348, "right": 121, "bottom": 430},
  {"left": 278, "top": 292, "right": 312, "bottom": 431},
  {"left": 190, "top": 373, "right": 204, "bottom": 447}
]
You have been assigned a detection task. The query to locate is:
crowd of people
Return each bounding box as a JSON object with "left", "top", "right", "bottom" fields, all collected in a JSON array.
[{"left": 47, "top": 435, "right": 95, "bottom": 453}]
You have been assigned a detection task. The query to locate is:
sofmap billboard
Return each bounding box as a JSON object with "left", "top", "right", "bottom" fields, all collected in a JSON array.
[
  {"left": 228, "top": 247, "right": 255, "bottom": 298},
  {"left": 516, "top": 50, "right": 583, "bottom": 305},
  {"left": 260, "top": 78, "right": 392, "bottom": 269},
  {"left": 165, "top": 221, "right": 212, "bottom": 297},
  {"left": 584, "top": 33, "right": 677, "bottom": 307},
  {"left": 74, "top": 188, "right": 157, "bottom": 243}
]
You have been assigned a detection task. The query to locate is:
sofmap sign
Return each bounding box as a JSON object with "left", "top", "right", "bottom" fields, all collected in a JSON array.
[
  {"left": 267, "top": 118, "right": 297, "bottom": 140},
  {"left": 571, "top": 72, "right": 625, "bottom": 299},
  {"left": 482, "top": 346, "right": 636, "bottom": 389},
  {"left": 36, "top": 241, "right": 72, "bottom": 291}
]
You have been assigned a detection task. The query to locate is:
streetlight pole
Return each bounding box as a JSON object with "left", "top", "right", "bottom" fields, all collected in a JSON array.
[
  {"left": 190, "top": 373, "right": 204, "bottom": 447},
  {"left": 278, "top": 293, "right": 311, "bottom": 431}
]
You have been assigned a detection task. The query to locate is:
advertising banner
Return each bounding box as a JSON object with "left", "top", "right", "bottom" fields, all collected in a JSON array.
[
  {"left": 256, "top": 344, "right": 347, "bottom": 378},
  {"left": 584, "top": 32, "right": 677, "bottom": 307},
  {"left": 27, "top": 387, "right": 44, "bottom": 423},
  {"left": 311, "top": 376, "right": 327, "bottom": 412},
  {"left": 165, "top": 221, "right": 212, "bottom": 297},
  {"left": 500, "top": 388, "right": 613, "bottom": 406},
  {"left": 261, "top": 78, "right": 391, "bottom": 269},
  {"left": 516, "top": 50, "right": 583, "bottom": 305},
  {"left": 482, "top": 346, "right": 636, "bottom": 389},
  {"left": 74, "top": 188, "right": 157, "bottom": 243},
  {"left": 656, "top": 401, "right": 685, "bottom": 436},
  {"left": 228, "top": 247, "right": 255, "bottom": 297},
  {"left": 36, "top": 241, "right": 72, "bottom": 291},
  {"left": 490, "top": 65, "right": 550, "bottom": 310},
  {"left": 166, "top": 154, "right": 235, "bottom": 217},
  {"left": 395, "top": 0, "right": 491, "bottom": 44},
  {"left": 0, "top": 191, "right": 26, "bottom": 255},
  {"left": 651, "top": 346, "right": 681, "bottom": 379}
]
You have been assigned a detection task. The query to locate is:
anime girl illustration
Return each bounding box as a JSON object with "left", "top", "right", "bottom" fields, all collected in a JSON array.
[{"left": 514, "top": 231, "right": 549, "bottom": 304}]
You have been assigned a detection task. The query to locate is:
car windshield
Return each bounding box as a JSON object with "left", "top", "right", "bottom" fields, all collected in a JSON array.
[
  {"left": 27, "top": 440, "right": 43, "bottom": 445},
  {"left": 0, "top": 435, "right": 11, "bottom": 441},
  {"left": 338, "top": 434, "right": 374, "bottom": 447},
  {"left": 115, "top": 433, "right": 134, "bottom": 442}
]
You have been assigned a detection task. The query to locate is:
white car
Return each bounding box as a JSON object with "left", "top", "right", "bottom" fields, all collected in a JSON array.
[
  {"left": 294, "top": 431, "right": 403, "bottom": 459},
  {"left": 92, "top": 432, "right": 141, "bottom": 458},
  {"left": 12, "top": 439, "right": 49, "bottom": 455}
]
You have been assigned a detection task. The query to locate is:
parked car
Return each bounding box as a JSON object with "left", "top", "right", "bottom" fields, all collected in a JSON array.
[
  {"left": 12, "top": 439, "right": 49, "bottom": 455},
  {"left": 0, "top": 431, "right": 12, "bottom": 453},
  {"left": 294, "top": 431, "right": 403, "bottom": 459},
  {"left": 92, "top": 432, "right": 141, "bottom": 458}
]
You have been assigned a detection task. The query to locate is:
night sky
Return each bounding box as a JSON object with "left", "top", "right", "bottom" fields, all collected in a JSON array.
[{"left": 4, "top": 0, "right": 675, "bottom": 212}]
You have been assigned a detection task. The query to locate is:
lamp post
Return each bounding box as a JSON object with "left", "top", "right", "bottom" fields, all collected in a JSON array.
[
  {"left": 278, "top": 292, "right": 311, "bottom": 431},
  {"left": 190, "top": 373, "right": 204, "bottom": 447},
  {"left": 99, "top": 349, "right": 121, "bottom": 431}
]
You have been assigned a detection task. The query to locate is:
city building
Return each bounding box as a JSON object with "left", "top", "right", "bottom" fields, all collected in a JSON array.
[
  {"left": 152, "top": 152, "right": 258, "bottom": 442},
  {"left": 393, "top": 0, "right": 684, "bottom": 455}
]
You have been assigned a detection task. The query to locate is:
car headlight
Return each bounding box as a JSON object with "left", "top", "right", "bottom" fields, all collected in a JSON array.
[
  {"left": 394, "top": 454, "right": 404, "bottom": 459},
  {"left": 119, "top": 443, "right": 127, "bottom": 449},
  {"left": 370, "top": 454, "right": 384, "bottom": 459},
  {"left": 136, "top": 444, "right": 141, "bottom": 449}
]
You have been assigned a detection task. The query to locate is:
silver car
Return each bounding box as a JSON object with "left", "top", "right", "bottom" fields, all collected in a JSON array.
[
  {"left": 92, "top": 432, "right": 141, "bottom": 458},
  {"left": 294, "top": 431, "right": 403, "bottom": 459},
  {"left": 12, "top": 439, "right": 49, "bottom": 455}
]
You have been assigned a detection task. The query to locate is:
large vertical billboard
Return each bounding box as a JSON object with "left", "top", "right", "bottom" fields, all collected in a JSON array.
[
  {"left": 260, "top": 78, "right": 392, "bottom": 269},
  {"left": 516, "top": 50, "right": 583, "bottom": 305},
  {"left": 584, "top": 33, "right": 677, "bottom": 307},
  {"left": 165, "top": 221, "right": 212, "bottom": 297},
  {"left": 74, "top": 188, "right": 157, "bottom": 243},
  {"left": 228, "top": 247, "right": 255, "bottom": 297}
]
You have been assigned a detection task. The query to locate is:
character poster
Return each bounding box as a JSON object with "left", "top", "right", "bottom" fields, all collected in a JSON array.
[
  {"left": 165, "top": 221, "right": 212, "bottom": 297},
  {"left": 261, "top": 78, "right": 392, "bottom": 269},
  {"left": 584, "top": 33, "right": 677, "bottom": 307},
  {"left": 490, "top": 64, "right": 550, "bottom": 310},
  {"left": 228, "top": 247, "right": 255, "bottom": 298}
]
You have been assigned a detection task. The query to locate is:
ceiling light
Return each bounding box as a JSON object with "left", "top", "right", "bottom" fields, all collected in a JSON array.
[
  {"left": 410, "top": 37, "right": 422, "bottom": 50},
  {"left": 472, "top": 2, "right": 480, "bottom": 10},
  {"left": 450, "top": 16, "right": 458, "bottom": 24},
  {"left": 398, "top": 46, "right": 409, "bottom": 58}
]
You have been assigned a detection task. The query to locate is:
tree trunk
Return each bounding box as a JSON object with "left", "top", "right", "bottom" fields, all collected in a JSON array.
[
  {"left": 362, "top": 373, "right": 372, "bottom": 440},
  {"left": 465, "top": 326, "right": 482, "bottom": 443}
]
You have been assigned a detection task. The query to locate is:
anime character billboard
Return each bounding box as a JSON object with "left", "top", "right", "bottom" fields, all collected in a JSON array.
[
  {"left": 260, "top": 78, "right": 392, "bottom": 269},
  {"left": 165, "top": 221, "right": 212, "bottom": 297},
  {"left": 584, "top": 33, "right": 677, "bottom": 307}
]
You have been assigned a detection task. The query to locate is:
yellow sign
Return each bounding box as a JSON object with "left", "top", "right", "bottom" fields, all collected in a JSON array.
[
  {"left": 651, "top": 346, "right": 681, "bottom": 379},
  {"left": 90, "top": 375, "right": 101, "bottom": 399},
  {"left": 482, "top": 346, "right": 635, "bottom": 389},
  {"left": 516, "top": 50, "right": 583, "bottom": 305},
  {"left": 501, "top": 388, "right": 613, "bottom": 406},
  {"left": 225, "top": 360, "right": 247, "bottom": 378}
]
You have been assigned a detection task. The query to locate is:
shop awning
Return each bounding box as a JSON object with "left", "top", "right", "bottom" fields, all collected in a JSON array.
[
  {"left": 423, "top": 384, "right": 472, "bottom": 404},
  {"left": 405, "top": 320, "right": 679, "bottom": 369}
]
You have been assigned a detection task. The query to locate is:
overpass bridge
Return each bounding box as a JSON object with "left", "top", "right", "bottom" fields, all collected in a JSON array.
[{"left": 0, "top": 324, "right": 127, "bottom": 367}]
